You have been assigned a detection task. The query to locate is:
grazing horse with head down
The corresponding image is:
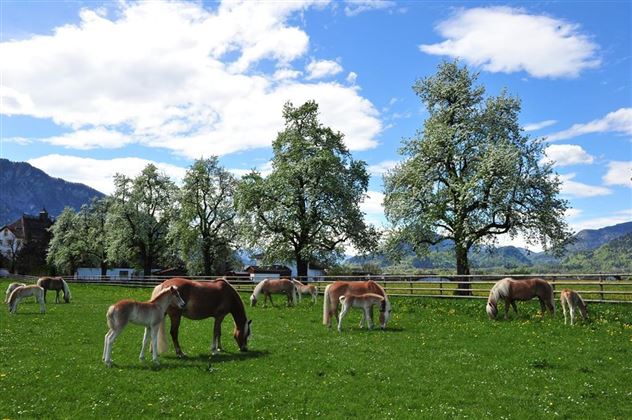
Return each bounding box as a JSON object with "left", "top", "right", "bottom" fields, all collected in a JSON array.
[
  {"left": 37, "top": 276, "right": 71, "bottom": 303},
  {"left": 250, "top": 278, "right": 297, "bottom": 307},
  {"left": 486, "top": 278, "right": 555, "bottom": 320},
  {"left": 153, "top": 278, "right": 252, "bottom": 357},
  {"left": 5, "top": 282, "right": 26, "bottom": 303},
  {"left": 323, "top": 280, "right": 391, "bottom": 329},
  {"left": 560, "top": 289, "right": 588, "bottom": 325},
  {"left": 7, "top": 285, "right": 46, "bottom": 314}
]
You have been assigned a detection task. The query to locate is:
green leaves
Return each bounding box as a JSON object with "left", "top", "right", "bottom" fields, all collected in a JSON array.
[
  {"left": 385, "top": 61, "right": 572, "bottom": 274},
  {"left": 236, "top": 101, "right": 378, "bottom": 274}
]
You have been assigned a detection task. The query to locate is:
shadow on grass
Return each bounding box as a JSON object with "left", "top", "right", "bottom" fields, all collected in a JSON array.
[{"left": 105, "top": 350, "right": 269, "bottom": 371}]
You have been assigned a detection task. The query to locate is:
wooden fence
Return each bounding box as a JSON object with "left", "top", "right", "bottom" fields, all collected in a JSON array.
[{"left": 7, "top": 273, "right": 632, "bottom": 304}]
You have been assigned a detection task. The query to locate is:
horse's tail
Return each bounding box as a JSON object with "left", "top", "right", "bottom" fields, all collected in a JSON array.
[
  {"left": 106, "top": 304, "right": 116, "bottom": 330},
  {"left": 291, "top": 282, "right": 297, "bottom": 305},
  {"left": 323, "top": 284, "right": 332, "bottom": 325},
  {"left": 61, "top": 279, "right": 71, "bottom": 302},
  {"left": 156, "top": 316, "right": 169, "bottom": 353}
]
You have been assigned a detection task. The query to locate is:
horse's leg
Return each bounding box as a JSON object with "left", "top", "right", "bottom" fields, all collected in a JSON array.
[
  {"left": 55, "top": 290, "right": 60, "bottom": 304},
  {"left": 139, "top": 327, "right": 151, "bottom": 361},
  {"left": 538, "top": 297, "right": 546, "bottom": 314},
  {"left": 562, "top": 299, "right": 568, "bottom": 325},
  {"left": 38, "top": 294, "right": 46, "bottom": 313},
  {"left": 169, "top": 313, "right": 185, "bottom": 357},
  {"left": 150, "top": 325, "right": 160, "bottom": 364},
  {"left": 212, "top": 316, "right": 225, "bottom": 355},
  {"left": 338, "top": 304, "right": 349, "bottom": 332},
  {"left": 359, "top": 310, "right": 365, "bottom": 328},
  {"left": 569, "top": 304, "right": 575, "bottom": 326},
  {"left": 504, "top": 299, "right": 510, "bottom": 319},
  {"left": 105, "top": 328, "right": 122, "bottom": 367},
  {"left": 268, "top": 293, "right": 274, "bottom": 307},
  {"left": 366, "top": 307, "right": 374, "bottom": 330},
  {"left": 103, "top": 330, "right": 112, "bottom": 361},
  {"left": 42, "top": 289, "right": 47, "bottom": 303}
]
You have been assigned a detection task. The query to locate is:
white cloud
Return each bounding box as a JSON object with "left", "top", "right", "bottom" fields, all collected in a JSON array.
[
  {"left": 368, "top": 160, "right": 399, "bottom": 176},
  {"left": 305, "top": 59, "right": 343, "bottom": 80},
  {"left": 420, "top": 7, "right": 600, "bottom": 78},
  {"left": 359, "top": 191, "right": 386, "bottom": 227},
  {"left": 346, "top": 71, "right": 357, "bottom": 84},
  {"left": 27, "top": 154, "right": 187, "bottom": 195},
  {"left": 0, "top": 1, "right": 381, "bottom": 158},
  {"left": 524, "top": 119, "right": 557, "bottom": 132},
  {"left": 42, "top": 127, "right": 134, "bottom": 150},
  {"left": 546, "top": 108, "right": 632, "bottom": 141},
  {"left": 543, "top": 144, "right": 594, "bottom": 167},
  {"left": 273, "top": 68, "right": 302, "bottom": 80},
  {"left": 344, "top": 0, "right": 396, "bottom": 17},
  {"left": 603, "top": 161, "right": 632, "bottom": 187},
  {"left": 559, "top": 173, "right": 612, "bottom": 198}
]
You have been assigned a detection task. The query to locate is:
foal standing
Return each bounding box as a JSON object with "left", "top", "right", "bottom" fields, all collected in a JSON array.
[
  {"left": 337, "top": 293, "right": 387, "bottom": 332},
  {"left": 103, "top": 286, "right": 185, "bottom": 367},
  {"left": 560, "top": 289, "right": 588, "bottom": 325},
  {"left": 7, "top": 285, "right": 46, "bottom": 314}
]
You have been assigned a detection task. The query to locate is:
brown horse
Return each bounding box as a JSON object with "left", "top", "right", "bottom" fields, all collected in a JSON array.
[
  {"left": 152, "top": 278, "right": 252, "bottom": 357},
  {"left": 323, "top": 280, "right": 391, "bottom": 329},
  {"left": 486, "top": 278, "right": 555, "bottom": 320},
  {"left": 37, "top": 276, "right": 71, "bottom": 303},
  {"left": 250, "top": 278, "right": 297, "bottom": 307}
]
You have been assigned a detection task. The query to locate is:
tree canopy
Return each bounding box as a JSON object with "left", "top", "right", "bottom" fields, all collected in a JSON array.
[
  {"left": 236, "top": 100, "right": 378, "bottom": 277},
  {"left": 384, "top": 61, "right": 572, "bottom": 284}
]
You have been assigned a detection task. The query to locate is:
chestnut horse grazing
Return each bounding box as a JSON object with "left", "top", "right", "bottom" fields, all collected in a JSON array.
[
  {"left": 7, "top": 285, "right": 46, "bottom": 314},
  {"left": 323, "top": 280, "right": 391, "bottom": 329},
  {"left": 37, "top": 276, "right": 71, "bottom": 303},
  {"left": 5, "top": 282, "right": 26, "bottom": 303},
  {"left": 292, "top": 279, "right": 317, "bottom": 303},
  {"left": 250, "top": 278, "right": 297, "bottom": 307},
  {"left": 486, "top": 278, "right": 555, "bottom": 320},
  {"left": 153, "top": 278, "right": 252, "bottom": 357},
  {"left": 560, "top": 289, "right": 587, "bottom": 325},
  {"left": 102, "top": 285, "right": 185, "bottom": 367},
  {"left": 337, "top": 293, "right": 387, "bottom": 332}
]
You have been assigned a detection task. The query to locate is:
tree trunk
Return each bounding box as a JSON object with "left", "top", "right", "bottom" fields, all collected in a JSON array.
[
  {"left": 296, "top": 256, "right": 308, "bottom": 279},
  {"left": 143, "top": 254, "right": 153, "bottom": 277},
  {"left": 100, "top": 260, "right": 108, "bottom": 277},
  {"left": 202, "top": 241, "right": 212, "bottom": 277},
  {"left": 455, "top": 243, "right": 472, "bottom": 296}
]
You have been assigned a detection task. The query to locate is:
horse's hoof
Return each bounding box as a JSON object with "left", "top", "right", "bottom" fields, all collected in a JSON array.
[{"left": 105, "top": 361, "right": 112, "bottom": 368}]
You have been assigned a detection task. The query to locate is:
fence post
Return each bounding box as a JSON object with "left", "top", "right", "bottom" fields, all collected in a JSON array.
[
  {"left": 409, "top": 277, "right": 413, "bottom": 295},
  {"left": 600, "top": 277, "right": 604, "bottom": 301},
  {"left": 439, "top": 279, "right": 443, "bottom": 296}
]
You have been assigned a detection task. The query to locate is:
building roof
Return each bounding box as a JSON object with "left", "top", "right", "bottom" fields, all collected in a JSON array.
[{"left": 3, "top": 209, "right": 53, "bottom": 243}]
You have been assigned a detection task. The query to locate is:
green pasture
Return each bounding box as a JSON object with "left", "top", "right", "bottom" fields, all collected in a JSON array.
[{"left": 1, "top": 280, "right": 631, "bottom": 419}]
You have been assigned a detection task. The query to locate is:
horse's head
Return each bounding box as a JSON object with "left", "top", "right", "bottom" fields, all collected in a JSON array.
[
  {"left": 168, "top": 286, "right": 186, "bottom": 309},
  {"left": 249, "top": 294, "right": 257, "bottom": 307},
  {"left": 234, "top": 319, "right": 252, "bottom": 351},
  {"left": 486, "top": 301, "right": 498, "bottom": 320},
  {"left": 379, "top": 299, "right": 392, "bottom": 329}
]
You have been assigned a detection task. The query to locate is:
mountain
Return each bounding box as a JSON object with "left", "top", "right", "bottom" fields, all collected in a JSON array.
[
  {"left": 565, "top": 221, "right": 632, "bottom": 253},
  {"left": 345, "top": 221, "right": 632, "bottom": 272},
  {"left": 563, "top": 232, "right": 632, "bottom": 272},
  {"left": 0, "top": 159, "right": 105, "bottom": 225}
]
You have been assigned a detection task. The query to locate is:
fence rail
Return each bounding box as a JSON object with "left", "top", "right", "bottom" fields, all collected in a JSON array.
[{"left": 6, "top": 273, "right": 632, "bottom": 304}]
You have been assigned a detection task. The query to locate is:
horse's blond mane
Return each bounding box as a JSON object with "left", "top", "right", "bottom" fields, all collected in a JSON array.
[{"left": 251, "top": 278, "right": 269, "bottom": 298}]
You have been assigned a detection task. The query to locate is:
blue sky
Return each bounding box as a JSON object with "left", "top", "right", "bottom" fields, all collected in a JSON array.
[{"left": 1, "top": 0, "right": 630, "bottom": 251}]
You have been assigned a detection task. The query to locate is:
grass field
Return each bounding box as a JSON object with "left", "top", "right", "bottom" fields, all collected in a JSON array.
[{"left": 1, "top": 280, "right": 631, "bottom": 419}]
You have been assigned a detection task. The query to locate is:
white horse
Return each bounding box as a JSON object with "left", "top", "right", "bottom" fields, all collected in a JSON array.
[
  {"left": 7, "top": 285, "right": 46, "bottom": 314},
  {"left": 337, "top": 293, "right": 388, "bottom": 333},
  {"left": 5, "top": 282, "right": 26, "bottom": 303},
  {"left": 102, "top": 285, "right": 186, "bottom": 367},
  {"left": 560, "top": 289, "right": 588, "bottom": 325},
  {"left": 292, "top": 279, "right": 317, "bottom": 303}
]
